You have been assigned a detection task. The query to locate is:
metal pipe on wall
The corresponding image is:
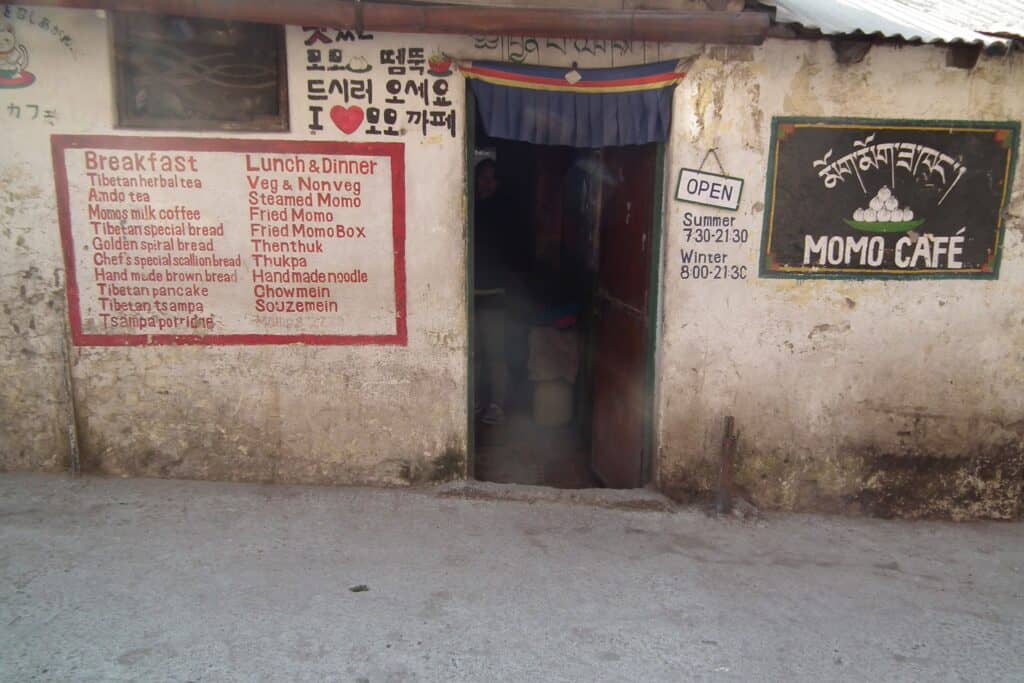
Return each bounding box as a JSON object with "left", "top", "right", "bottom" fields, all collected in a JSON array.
[{"left": 28, "top": 0, "right": 771, "bottom": 44}]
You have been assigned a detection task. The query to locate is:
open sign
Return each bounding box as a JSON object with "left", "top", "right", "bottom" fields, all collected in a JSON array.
[{"left": 675, "top": 168, "right": 743, "bottom": 211}]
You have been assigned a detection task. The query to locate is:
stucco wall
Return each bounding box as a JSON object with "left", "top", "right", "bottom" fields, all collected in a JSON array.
[
  {"left": 0, "top": 8, "right": 697, "bottom": 486},
  {"left": 2, "top": 7, "right": 1022, "bottom": 517},
  {"left": 1, "top": 10, "right": 470, "bottom": 485},
  {"left": 658, "top": 42, "right": 1024, "bottom": 518}
]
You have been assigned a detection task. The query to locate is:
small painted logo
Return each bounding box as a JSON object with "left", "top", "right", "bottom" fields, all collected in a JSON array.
[
  {"left": 844, "top": 185, "right": 923, "bottom": 234},
  {"left": 344, "top": 56, "right": 372, "bottom": 74},
  {"left": 428, "top": 53, "right": 452, "bottom": 77},
  {"left": 0, "top": 22, "right": 33, "bottom": 88},
  {"left": 330, "top": 105, "right": 364, "bottom": 134}
]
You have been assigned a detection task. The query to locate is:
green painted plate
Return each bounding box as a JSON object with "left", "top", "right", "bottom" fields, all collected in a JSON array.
[{"left": 843, "top": 218, "right": 925, "bottom": 234}]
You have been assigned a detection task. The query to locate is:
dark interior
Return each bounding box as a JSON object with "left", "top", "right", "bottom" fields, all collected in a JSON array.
[{"left": 472, "top": 109, "right": 657, "bottom": 489}]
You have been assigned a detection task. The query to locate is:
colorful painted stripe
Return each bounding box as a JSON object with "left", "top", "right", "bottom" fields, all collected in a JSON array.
[{"left": 461, "top": 59, "right": 685, "bottom": 94}]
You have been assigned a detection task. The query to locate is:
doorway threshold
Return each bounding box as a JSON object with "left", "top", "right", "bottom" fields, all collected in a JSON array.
[{"left": 434, "top": 480, "right": 675, "bottom": 512}]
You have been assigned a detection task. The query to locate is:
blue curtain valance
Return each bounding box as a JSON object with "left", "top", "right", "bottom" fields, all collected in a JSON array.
[{"left": 463, "top": 60, "right": 685, "bottom": 148}]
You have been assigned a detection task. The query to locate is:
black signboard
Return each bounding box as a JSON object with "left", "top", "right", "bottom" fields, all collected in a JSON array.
[{"left": 759, "top": 117, "right": 1019, "bottom": 279}]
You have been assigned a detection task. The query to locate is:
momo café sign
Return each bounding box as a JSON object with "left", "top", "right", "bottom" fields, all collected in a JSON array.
[{"left": 759, "top": 118, "right": 1019, "bottom": 279}]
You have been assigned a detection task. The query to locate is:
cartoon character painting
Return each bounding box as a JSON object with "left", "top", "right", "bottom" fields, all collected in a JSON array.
[{"left": 0, "top": 22, "right": 34, "bottom": 88}]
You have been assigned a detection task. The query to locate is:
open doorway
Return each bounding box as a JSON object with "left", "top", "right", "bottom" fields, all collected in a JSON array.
[{"left": 469, "top": 107, "right": 663, "bottom": 490}]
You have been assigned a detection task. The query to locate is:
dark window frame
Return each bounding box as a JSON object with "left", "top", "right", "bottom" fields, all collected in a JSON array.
[{"left": 111, "top": 12, "right": 289, "bottom": 132}]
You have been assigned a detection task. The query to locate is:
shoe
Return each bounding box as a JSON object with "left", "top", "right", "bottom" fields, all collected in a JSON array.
[{"left": 480, "top": 403, "right": 505, "bottom": 425}]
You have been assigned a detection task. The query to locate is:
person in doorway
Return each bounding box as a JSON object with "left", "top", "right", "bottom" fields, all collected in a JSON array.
[{"left": 474, "top": 158, "right": 509, "bottom": 425}]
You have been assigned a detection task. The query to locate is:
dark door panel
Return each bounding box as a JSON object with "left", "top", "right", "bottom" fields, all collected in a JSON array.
[{"left": 590, "top": 144, "right": 656, "bottom": 488}]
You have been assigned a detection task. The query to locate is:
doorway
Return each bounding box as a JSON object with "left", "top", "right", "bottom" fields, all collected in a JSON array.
[{"left": 468, "top": 103, "right": 664, "bottom": 490}]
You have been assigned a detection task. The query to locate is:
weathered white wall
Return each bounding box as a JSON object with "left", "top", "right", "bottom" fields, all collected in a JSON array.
[
  {"left": 1, "top": 7, "right": 106, "bottom": 472},
  {"left": 2, "top": 9, "right": 470, "bottom": 484},
  {"left": 658, "top": 42, "right": 1024, "bottom": 518},
  {"left": 2, "top": 6, "right": 1022, "bottom": 516},
  {"left": 0, "top": 8, "right": 698, "bottom": 484}
]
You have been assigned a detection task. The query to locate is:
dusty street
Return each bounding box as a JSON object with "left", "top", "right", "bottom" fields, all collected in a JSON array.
[{"left": 1, "top": 473, "right": 1022, "bottom": 682}]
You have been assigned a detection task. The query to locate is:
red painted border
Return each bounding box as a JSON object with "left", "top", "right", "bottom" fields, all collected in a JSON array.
[
  {"left": 461, "top": 65, "right": 681, "bottom": 90},
  {"left": 51, "top": 135, "right": 408, "bottom": 347}
]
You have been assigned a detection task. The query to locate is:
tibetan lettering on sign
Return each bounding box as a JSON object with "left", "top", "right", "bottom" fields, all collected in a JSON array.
[
  {"left": 52, "top": 135, "right": 406, "bottom": 345},
  {"left": 759, "top": 118, "right": 1018, "bottom": 279}
]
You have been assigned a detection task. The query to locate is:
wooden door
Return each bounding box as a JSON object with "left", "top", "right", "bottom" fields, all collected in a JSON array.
[{"left": 590, "top": 144, "right": 657, "bottom": 488}]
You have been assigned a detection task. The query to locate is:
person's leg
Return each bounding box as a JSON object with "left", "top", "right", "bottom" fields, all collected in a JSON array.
[
  {"left": 473, "top": 300, "right": 486, "bottom": 412},
  {"left": 478, "top": 302, "right": 507, "bottom": 423}
]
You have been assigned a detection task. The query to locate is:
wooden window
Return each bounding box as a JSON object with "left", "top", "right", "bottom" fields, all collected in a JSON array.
[{"left": 113, "top": 13, "right": 288, "bottom": 131}]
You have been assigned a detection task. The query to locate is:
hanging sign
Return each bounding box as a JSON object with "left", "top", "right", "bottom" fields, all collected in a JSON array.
[
  {"left": 675, "top": 149, "right": 743, "bottom": 211},
  {"left": 759, "top": 117, "right": 1019, "bottom": 279}
]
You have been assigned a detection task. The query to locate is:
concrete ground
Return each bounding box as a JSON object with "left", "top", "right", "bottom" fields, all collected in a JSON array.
[
  {"left": 475, "top": 414, "right": 598, "bottom": 489},
  {"left": 1, "top": 474, "right": 1022, "bottom": 682}
]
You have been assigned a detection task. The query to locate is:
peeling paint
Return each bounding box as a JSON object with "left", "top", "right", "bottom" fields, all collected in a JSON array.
[
  {"left": 659, "top": 39, "right": 1024, "bottom": 519},
  {"left": 0, "top": 12, "right": 469, "bottom": 487},
  {"left": 2, "top": 10, "right": 1022, "bottom": 519}
]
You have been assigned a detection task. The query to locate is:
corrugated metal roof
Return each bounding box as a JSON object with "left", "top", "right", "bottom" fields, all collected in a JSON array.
[{"left": 763, "top": 0, "right": 1024, "bottom": 48}]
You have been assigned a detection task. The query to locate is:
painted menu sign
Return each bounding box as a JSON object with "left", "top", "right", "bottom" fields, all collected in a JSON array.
[
  {"left": 52, "top": 136, "right": 406, "bottom": 345},
  {"left": 759, "top": 118, "right": 1018, "bottom": 279}
]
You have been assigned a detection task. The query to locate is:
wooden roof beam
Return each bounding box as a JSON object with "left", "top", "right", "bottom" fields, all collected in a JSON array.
[{"left": 29, "top": 0, "right": 771, "bottom": 44}]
